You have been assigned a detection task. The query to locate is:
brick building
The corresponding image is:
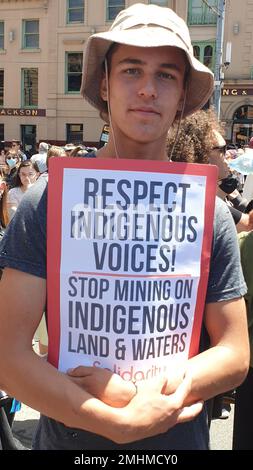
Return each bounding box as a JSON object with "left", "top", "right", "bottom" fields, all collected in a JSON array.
[{"left": 0, "top": 0, "right": 252, "bottom": 152}]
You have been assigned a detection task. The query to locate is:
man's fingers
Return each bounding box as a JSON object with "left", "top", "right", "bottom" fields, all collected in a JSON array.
[
  {"left": 67, "top": 366, "right": 93, "bottom": 377},
  {"left": 177, "top": 401, "right": 204, "bottom": 423}
]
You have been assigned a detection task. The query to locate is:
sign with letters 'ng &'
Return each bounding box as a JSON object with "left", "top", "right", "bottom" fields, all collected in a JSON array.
[{"left": 47, "top": 158, "right": 217, "bottom": 381}]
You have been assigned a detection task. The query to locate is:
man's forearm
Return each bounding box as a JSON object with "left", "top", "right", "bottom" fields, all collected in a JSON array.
[
  {"left": 183, "top": 345, "right": 248, "bottom": 405},
  {"left": 0, "top": 349, "right": 122, "bottom": 441}
]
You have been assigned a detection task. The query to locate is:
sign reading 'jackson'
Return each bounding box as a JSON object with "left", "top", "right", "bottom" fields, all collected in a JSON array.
[
  {"left": 0, "top": 108, "right": 46, "bottom": 117},
  {"left": 222, "top": 88, "right": 253, "bottom": 96}
]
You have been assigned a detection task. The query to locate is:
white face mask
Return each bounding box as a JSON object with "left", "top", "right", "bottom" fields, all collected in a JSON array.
[{"left": 6, "top": 158, "right": 17, "bottom": 169}]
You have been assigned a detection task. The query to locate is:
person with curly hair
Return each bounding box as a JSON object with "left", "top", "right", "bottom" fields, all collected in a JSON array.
[
  {"left": 167, "top": 107, "right": 221, "bottom": 164},
  {"left": 167, "top": 108, "right": 253, "bottom": 233}
]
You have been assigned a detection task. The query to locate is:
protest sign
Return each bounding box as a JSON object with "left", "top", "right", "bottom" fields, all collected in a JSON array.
[{"left": 47, "top": 158, "right": 217, "bottom": 381}]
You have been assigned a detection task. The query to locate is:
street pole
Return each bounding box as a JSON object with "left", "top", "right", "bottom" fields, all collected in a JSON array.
[{"left": 214, "top": 0, "right": 226, "bottom": 119}]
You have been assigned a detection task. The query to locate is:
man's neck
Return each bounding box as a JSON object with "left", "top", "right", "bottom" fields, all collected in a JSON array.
[{"left": 97, "top": 137, "right": 168, "bottom": 161}]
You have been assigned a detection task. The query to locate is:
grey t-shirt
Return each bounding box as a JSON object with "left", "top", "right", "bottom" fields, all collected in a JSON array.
[{"left": 0, "top": 175, "right": 246, "bottom": 450}]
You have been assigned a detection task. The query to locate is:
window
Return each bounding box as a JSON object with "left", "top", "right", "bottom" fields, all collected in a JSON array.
[
  {"left": 193, "top": 41, "right": 215, "bottom": 71},
  {"left": 66, "top": 52, "right": 83, "bottom": 93},
  {"left": 234, "top": 106, "right": 253, "bottom": 121},
  {"left": 149, "top": 1, "right": 168, "bottom": 6},
  {"left": 232, "top": 106, "right": 253, "bottom": 146},
  {"left": 0, "top": 22, "right": 4, "bottom": 49},
  {"left": 67, "top": 0, "right": 84, "bottom": 24},
  {"left": 188, "top": 0, "right": 217, "bottom": 25},
  {"left": 0, "top": 70, "right": 3, "bottom": 106},
  {"left": 66, "top": 124, "right": 83, "bottom": 144},
  {"left": 22, "top": 69, "right": 38, "bottom": 107},
  {"left": 107, "top": 0, "right": 125, "bottom": 21},
  {"left": 0, "top": 124, "right": 4, "bottom": 141},
  {"left": 23, "top": 20, "right": 39, "bottom": 48},
  {"left": 21, "top": 125, "right": 37, "bottom": 156}
]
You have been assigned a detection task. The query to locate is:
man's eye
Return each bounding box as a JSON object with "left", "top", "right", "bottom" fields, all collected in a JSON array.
[
  {"left": 124, "top": 68, "right": 139, "bottom": 75},
  {"left": 158, "top": 72, "right": 174, "bottom": 80}
]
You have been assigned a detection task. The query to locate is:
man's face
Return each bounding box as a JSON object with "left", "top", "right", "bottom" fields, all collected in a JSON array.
[
  {"left": 101, "top": 45, "right": 186, "bottom": 148},
  {"left": 12, "top": 142, "right": 20, "bottom": 151},
  {"left": 209, "top": 131, "right": 230, "bottom": 181},
  {"left": 19, "top": 166, "right": 38, "bottom": 188}
]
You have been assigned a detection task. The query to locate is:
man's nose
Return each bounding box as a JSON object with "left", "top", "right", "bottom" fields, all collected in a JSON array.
[{"left": 138, "top": 76, "right": 157, "bottom": 99}]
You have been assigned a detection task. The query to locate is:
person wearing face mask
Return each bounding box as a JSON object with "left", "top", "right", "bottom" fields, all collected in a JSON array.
[
  {"left": 7, "top": 160, "right": 39, "bottom": 220},
  {"left": 5, "top": 153, "right": 19, "bottom": 170},
  {"left": 211, "top": 139, "right": 253, "bottom": 231},
  {"left": 4, "top": 152, "right": 21, "bottom": 190},
  {"left": 167, "top": 109, "right": 253, "bottom": 233}
]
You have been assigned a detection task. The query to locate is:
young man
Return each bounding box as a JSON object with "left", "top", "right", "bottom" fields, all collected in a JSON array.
[
  {"left": 0, "top": 3, "right": 249, "bottom": 450},
  {"left": 11, "top": 140, "right": 27, "bottom": 161}
]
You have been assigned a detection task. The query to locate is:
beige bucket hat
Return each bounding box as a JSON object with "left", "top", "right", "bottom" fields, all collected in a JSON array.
[{"left": 80, "top": 3, "right": 214, "bottom": 119}]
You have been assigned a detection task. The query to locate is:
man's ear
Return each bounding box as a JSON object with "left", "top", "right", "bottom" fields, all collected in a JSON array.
[{"left": 100, "top": 77, "right": 108, "bottom": 102}]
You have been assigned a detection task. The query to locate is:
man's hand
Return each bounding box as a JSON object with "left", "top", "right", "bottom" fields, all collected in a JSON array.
[
  {"left": 113, "top": 374, "right": 203, "bottom": 444},
  {"left": 67, "top": 365, "right": 188, "bottom": 408},
  {"left": 67, "top": 366, "right": 203, "bottom": 443},
  {"left": 67, "top": 366, "right": 136, "bottom": 407}
]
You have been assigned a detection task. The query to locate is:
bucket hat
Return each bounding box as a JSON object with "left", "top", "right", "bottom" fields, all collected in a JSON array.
[{"left": 80, "top": 3, "right": 214, "bottom": 120}]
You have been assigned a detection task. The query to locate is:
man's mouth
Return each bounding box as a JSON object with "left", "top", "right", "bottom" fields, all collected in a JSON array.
[{"left": 130, "top": 107, "right": 160, "bottom": 116}]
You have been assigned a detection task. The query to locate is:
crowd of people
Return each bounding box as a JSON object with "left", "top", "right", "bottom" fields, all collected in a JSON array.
[
  {"left": 0, "top": 2, "right": 252, "bottom": 452},
  {"left": 0, "top": 140, "right": 97, "bottom": 449}
]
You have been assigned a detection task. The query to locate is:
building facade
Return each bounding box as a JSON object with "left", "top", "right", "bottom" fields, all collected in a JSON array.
[
  {"left": 221, "top": 0, "right": 253, "bottom": 144},
  {"left": 0, "top": 0, "right": 252, "bottom": 152}
]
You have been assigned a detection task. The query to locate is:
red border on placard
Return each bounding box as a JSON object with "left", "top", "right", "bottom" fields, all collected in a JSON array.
[
  {"left": 47, "top": 160, "right": 64, "bottom": 367},
  {"left": 47, "top": 157, "right": 217, "bottom": 368}
]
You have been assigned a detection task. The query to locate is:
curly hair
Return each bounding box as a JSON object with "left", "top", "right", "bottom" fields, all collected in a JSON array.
[{"left": 167, "top": 108, "right": 224, "bottom": 164}]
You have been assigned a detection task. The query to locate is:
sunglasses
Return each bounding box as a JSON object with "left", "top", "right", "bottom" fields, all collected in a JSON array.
[{"left": 212, "top": 145, "right": 227, "bottom": 155}]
